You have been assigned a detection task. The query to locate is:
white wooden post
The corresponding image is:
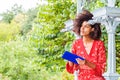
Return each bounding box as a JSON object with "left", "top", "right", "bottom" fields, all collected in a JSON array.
[
  {"left": 77, "top": 0, "right": 85, "bottom": 14},
  {"left": 93, "top": 7, "right": 120, "bottom": 80},
  {"left": 73, "top": 0, "right": 86, "bottom": 80},
  {"left": 107, "top": 0, "right": 116, "bottom": 7},
  {"left": 74, "top": 70, "right": 79, "bottom": 80},
  {"left": 102, "top": 16, "right": 120, "bottom": 80}
]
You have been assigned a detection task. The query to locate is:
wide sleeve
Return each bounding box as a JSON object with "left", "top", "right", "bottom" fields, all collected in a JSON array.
[
  {"left": 94, "top": 41, "right": 106, "bottom": 76},
  {"left": 66, "top": 40, "right": 79, "bottom": 74}
]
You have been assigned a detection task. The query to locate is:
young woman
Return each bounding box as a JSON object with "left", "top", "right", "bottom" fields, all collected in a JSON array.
[{"left": 66, "top": 10, "right": 106, "bottom": 80}]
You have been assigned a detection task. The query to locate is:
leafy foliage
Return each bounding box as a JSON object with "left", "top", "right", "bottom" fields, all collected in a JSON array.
[
  {"left": 37, "top": 0, "right": 76, "bottom": 71},
  {"left": 0, "top": 4, "right": 23, "bottom": 23},
  {"left": 0, "top": 38, "right": 62, "bottom": 80},
  {"left": 0, "top": 22, "right": 20, "bottom": 41},
  {"left": 20, "top": 8, "right": 38, "bottom": 35}
]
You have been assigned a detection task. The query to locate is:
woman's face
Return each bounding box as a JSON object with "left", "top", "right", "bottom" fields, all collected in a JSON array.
[{"left": 80, "top": 21, "right": 93, "bottom": 36}]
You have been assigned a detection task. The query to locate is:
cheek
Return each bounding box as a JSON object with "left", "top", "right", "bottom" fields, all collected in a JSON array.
[
  {"left": 84, "top": 29, "right": 92, "bottom": 35},
  {"left": 80, "top": 27, "right": 92, "bottom": 35},
  {"left": 85, "top": 28, "right": 91, "bottom": 32}
]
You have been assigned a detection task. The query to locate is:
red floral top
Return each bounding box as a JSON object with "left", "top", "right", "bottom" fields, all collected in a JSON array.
[{"left": 66, "top": 38, "right": 106, "bottom": 80}]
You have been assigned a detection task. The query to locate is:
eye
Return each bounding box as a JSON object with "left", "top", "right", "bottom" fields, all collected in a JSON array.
[{"left": 85, "top": 25, "right": 90, "bottom": 28}]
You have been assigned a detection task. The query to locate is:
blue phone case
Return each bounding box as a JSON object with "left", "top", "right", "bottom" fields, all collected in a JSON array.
[{"left": 62, "top": 51, "right": 85, "bottom": 64}]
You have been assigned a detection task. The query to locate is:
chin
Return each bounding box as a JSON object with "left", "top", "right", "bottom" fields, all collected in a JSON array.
[{"left": 81, "top": 34, "right": 88, "bottom": 36}]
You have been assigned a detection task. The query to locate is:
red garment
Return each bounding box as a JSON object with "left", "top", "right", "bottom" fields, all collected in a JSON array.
[{"left": 66, "top": 38, "right": 106, "bottom": 80}]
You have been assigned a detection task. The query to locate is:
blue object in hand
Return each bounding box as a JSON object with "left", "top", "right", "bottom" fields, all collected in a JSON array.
[{"left": 62, "top": 51, "right": 85, "bottom": 64}]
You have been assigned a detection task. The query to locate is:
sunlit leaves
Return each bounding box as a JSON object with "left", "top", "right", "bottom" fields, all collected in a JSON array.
[
  {"left": 0, "top": 22, "right": 20, "bottom": 41},
  {"left": 35, "top": 0, "right": 76, "bottom": 71}
]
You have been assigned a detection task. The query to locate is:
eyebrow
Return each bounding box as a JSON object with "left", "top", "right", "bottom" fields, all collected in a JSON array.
[{"left": 82, "top": 23, "right": 90, "bottom": 27}]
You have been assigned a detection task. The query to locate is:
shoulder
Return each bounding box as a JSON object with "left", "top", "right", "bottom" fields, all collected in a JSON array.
[
  {"left": 73, "top": 38, "right": 82, "bottom": 44},
  {"left": 95, "top": 39, "right": 105, "bottom": 47}
]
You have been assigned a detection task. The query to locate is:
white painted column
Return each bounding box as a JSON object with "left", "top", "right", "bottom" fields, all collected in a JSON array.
[
  {"left": 102, "top": 17, "right": 120, "bottom": 80},
  {"left": 107, "top": 0, "right": 116, "bottom": 7},
  {"left": 107, "top": 33, "right": 116, "bottom": 73},
  {"left": 73, "top": 0, "right": 86, "bottom": 80},
  {"left": 73, "top": 1, "right": 82, "bottom": 80},
  {"left": 77, "top": 0, "right": 85, "bottom": 14}
]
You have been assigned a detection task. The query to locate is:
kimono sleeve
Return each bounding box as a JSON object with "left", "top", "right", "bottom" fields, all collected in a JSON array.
[
  {"left": 66, "top": 40, "right": 77, "bottom": 74},
  {"left": 94, "top": 41, "right": 106, "bottom": 76}
]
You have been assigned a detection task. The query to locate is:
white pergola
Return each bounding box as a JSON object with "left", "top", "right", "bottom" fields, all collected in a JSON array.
[
  {"left": 62, "top": 0, "right": 120, "bottom": 80},
  {"left": 77, "top": 0, "right": 120, "bottom": 80},
  {"left": 93, "top": 7, "right": 120, "bottom": 80}
]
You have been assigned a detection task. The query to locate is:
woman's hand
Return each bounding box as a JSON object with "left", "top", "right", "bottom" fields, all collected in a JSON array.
[
  {"left": 76, "top": 58, "right": 86, "bottom": 65},
  {"left": 68, "top": 61, "right": 74, "bottom": 67},
  {"left": 76, "top": 58, "right": 96, "bottom": 69}
]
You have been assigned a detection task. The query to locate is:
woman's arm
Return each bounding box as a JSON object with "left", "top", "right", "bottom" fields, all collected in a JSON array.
[
  {"left": 66, "top": 40, "right": 77, "bottom": 74},
  {"left": 85, "top": 60, "right": 96, "bottom": 69},
  {"left": 68, "top": 61, "right": 74, "bottom": 67},
  {"left": 94, "top": 41, "right": 106, "bottom": 76},
  {"left": 76, "top": 58, "right": 96, "bottom": 69}
]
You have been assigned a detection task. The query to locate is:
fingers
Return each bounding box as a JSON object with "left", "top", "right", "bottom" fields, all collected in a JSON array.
[
  {"left": 76, "top": 58, "right": 85, "bottom": 65},
  {"left": 68, "top": 61, "right": 74, "bottom": 66}
]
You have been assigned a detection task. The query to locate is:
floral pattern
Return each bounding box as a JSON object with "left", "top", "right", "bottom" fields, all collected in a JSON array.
[{"left": 66, "top": 38, "right": 106, "bottom": 80}]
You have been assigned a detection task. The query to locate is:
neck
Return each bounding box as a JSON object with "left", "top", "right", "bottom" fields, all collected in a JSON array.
[{"left": 82, "top": 36, "right": 93, "bottom": 43}]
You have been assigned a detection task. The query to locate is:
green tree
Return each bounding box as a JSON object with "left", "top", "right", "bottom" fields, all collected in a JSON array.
[
  {"left": 34, "top": 0, "right": 76, "bottom": 71},
  {"left": 20, "top": 8, "right": 38, "bottom": 35},
  {"left": 0, "top": 4, "right": 23, "bottom": 23},
  {"left": 0, "top": 22, "right": 20, "bottom": 41}
]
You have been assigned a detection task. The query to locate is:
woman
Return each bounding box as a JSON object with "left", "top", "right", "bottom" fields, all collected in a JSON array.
[{"left": 66, "top": 10, "right": 106, "bottom": 80}]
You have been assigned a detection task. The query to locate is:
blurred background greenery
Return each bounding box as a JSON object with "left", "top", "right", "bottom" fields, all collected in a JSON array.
[{"left": 0, "top": 0, "right": 120, "bottom": 80}]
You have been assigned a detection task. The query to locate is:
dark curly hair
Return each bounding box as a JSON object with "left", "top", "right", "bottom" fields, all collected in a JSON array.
[{"left": 73, "top": 10, "right": 101, "bottom": 40}]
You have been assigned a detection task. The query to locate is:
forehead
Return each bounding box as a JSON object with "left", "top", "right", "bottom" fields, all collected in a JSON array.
[{"left": 82, "top": 21, "right": 90, "bottom": 26}]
